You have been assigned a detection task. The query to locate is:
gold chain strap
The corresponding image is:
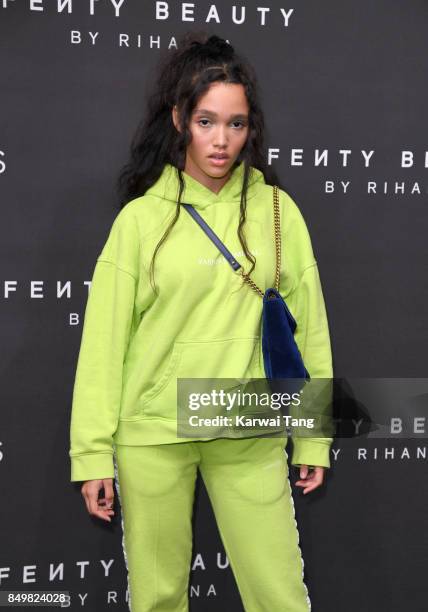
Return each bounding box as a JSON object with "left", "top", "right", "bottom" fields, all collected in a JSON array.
[{"left": 237, "top": 184, "right": 281, "bottom": 298}]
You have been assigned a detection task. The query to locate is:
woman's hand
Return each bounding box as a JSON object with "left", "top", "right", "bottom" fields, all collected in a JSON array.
[
  {"left": 294, "top": 465, "right": 325, "bottom": 494},
  {"left": 81, "top": 478, "right": 115, "bottom": 522}
]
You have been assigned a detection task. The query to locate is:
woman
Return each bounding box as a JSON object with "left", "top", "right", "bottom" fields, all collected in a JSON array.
[{"left": 69, "top": 32, "right": 333, "bottom": 612}]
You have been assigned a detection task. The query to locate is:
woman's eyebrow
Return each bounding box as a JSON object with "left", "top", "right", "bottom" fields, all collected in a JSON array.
[{"left": 194, "top": 108, "right": 248, "bottom": 119}]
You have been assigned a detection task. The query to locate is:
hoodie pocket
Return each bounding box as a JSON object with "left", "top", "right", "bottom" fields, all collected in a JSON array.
[{"left": 139, "top": 336, "right": 262, "bottom": 420}]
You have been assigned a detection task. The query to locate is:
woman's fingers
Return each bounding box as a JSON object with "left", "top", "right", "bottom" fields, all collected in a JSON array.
[
  {"left": 81, "top": 479, "right": 115, "bottom": 522},
  {"left": 102, "top": 478, "right": 115, "bottom": 511},
  {"left": 294, "top": 465, "right": 325, "bottom": 494}
]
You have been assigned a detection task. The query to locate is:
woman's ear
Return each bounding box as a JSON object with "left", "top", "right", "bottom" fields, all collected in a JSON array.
[{"left": 172, "top": 105, "right": 180, "bottom": 133}]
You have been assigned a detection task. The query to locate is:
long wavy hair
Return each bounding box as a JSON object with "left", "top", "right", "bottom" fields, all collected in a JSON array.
[{"left": 116, "top": 30, "right": 280, "bottom": 295}]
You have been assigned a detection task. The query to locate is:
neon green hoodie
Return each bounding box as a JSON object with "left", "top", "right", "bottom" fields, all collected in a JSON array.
[{"left": 69, "top": 161, "right": 333, "bottom": 482}]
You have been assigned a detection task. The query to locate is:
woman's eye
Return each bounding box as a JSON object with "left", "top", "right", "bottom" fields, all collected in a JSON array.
[{"left": 197, "top": 119, "right": 246, "bottom": 129}]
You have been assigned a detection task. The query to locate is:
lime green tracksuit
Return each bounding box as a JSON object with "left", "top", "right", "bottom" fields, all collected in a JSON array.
[{"left": 69, "top": 161, "right": 333, "bottom": 610}]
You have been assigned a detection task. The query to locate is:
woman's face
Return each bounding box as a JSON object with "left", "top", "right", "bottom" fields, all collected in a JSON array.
[{"left": 172, "top": 81, "right": 249, "bottom": 194}]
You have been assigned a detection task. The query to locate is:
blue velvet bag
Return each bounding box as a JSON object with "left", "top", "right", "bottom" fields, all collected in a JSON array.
[
  {"left": 262, "top": 286, "right": 310, "bottom": 380},
  {"left": 182, "top": 184, "right": 310, "bottom": 383}
]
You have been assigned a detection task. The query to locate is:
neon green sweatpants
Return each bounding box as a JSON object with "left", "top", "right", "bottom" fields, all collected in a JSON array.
[{"left": 113, "top": 437, "right": 311, "bottom": 612}]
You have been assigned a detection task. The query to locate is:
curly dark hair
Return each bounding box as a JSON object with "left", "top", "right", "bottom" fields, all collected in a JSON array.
[{"left": 116, "top": 30, "right": 280, "bottom": 295}]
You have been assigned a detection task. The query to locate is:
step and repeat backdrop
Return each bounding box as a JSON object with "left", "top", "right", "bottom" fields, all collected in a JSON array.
[{"left": 1, "top": 1, "right": 427, "bottom": 611}]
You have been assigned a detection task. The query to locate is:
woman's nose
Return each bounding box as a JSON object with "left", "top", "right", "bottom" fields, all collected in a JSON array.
[{"left": 213, "top": 125, "right": 228, "bottom": 146}]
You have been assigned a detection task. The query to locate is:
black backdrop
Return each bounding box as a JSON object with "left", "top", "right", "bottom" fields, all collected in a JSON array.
[{"left": 1, "top": 2, "right": 427, "bottom": 611}]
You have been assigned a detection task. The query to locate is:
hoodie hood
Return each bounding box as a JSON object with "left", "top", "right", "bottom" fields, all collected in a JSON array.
[{"left": 144, "top": 161, "right": 266, "bottom": 210}]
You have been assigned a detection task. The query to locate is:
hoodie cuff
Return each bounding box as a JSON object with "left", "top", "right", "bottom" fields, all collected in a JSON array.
[
  {"left": 290, "top": 438, "right": 331, "bottom": 469},
  {"left": 70, "top": 452, "right": 115, "bottom": 482}
]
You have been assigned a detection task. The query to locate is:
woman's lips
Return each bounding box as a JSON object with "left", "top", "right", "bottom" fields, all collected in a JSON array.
[{"left": 208, "top": 156, "right": 229, "bottom": 166}]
